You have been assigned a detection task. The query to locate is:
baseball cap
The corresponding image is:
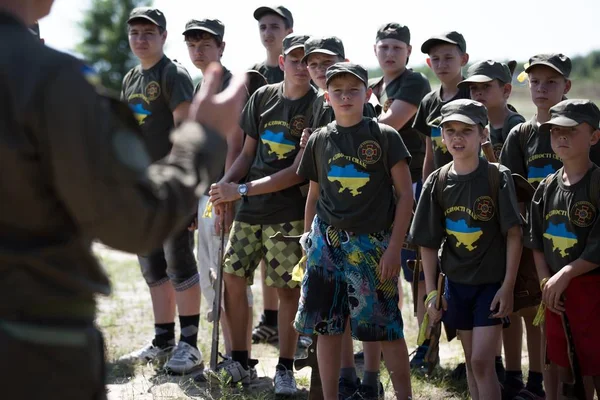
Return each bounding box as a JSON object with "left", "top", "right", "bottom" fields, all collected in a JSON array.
[
  {"left": 326, "top": 62, "right": 369, "bottom": 87},
  {"left": 302, "top": 36, "right": 345, "bottom": 63},
  {"left": 282, "top": 34, "right": 309, "bottom": 55},
  {"left": 127, "top": 7, "right": 167, "bottom": 30},
  {"left": 182, "top": 19, "right": 225, "bottom": 41},
  {"left": 539, "top": 99, "right": 600, "bottom": 134},
  {"left": 421, "top": 31, "right": 466, "bottom": 54},
  {"left": 440, "top": 99, "right": 488, "bottom": 127},
  {"left": 458, "top": 60, "right": 513, "bottom": 88},
  {"left": 376, "top": 23, "right": 410, "bottom": 45},
  {"left": 525, "top": 53, "right": 571, "bottom": 78},
  {"left": 253, "top": 6, "right": 294, "bottom": 28}
]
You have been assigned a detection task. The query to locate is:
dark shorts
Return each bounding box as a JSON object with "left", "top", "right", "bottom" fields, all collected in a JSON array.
[
  {"left": 0, "top": 320, "right": 106, "bottom": 400},
  {"left": 294, "top": 217, "right": 404, "bottom": 342},
  {"left": 546, "top": 274, "right": 600, "bottom": 376},
  {"left": 442, "top": 279, "right": 508, "bottom": 331},
  {"left": 401, "top": 179, "right": 424, "bottom": 282},
  {"left": 138, "top": 227, "right": 198, "bottom": 290}
]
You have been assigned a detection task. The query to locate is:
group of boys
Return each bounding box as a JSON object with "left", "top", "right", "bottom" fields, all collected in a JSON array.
[{"left": 115, "top": 4, "right": 600, "bottom": 400}]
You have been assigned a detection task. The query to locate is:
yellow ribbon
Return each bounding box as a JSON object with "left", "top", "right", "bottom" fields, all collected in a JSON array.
[
  {"left": 417, "top": 290, "right": 439, "bottom": 345},
  {"left": 202, "top": 201, "right": 214, "bottom": 218},
  {"left": 291, "top": 255, "right": 307, "bottom": 282},
  {"left": 533, "top": 277, "right": 550, "bottom": 326},
  {"left": 517, "top": 62, "right": 530, "bottom": 83}
]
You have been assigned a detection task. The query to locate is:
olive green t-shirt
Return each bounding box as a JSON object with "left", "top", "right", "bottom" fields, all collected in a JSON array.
[
  {"left": 527, "top": 166, "right": 600, "bottom": 275},
  {"left": 250, "top": 61, "right": 284, "bottom": 84},
  {"left": 413, "top": 83, "right": 470, "bottom": 171},
  {"left": 490, "top": 111, "right": 526, "bottom": 161},
  {"left": 298, "top": 118, "right": 411, "bottom": 234},
  {"left": 311, "top": 91, "right": 377, "bottom": 130},
  {"left": 121, "top": 56, "right": 194, "bottom": 162},
  {"left": 409, "top": 158, "right": 522, "bottom": 285},
  {"left": 369, "top": 70, "right": 431, "bottom": 182},
  {"left": 237, "top": 82, "right": 318, "bottom": 224}
]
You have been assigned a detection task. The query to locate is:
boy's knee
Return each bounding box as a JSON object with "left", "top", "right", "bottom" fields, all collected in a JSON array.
[
  {"left": 277, "top": 287, "right": 300, "bottom": 302},
  {"left": 224, "top": 273, "right": 247, "bottom": 293},
  {"left": 469, "top": 356, "right": 495, "bottom": 377}
]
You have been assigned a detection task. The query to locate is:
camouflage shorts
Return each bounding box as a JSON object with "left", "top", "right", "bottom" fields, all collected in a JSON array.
[{"left": 223, "top": 220, "right": 303, "bottom": 289}]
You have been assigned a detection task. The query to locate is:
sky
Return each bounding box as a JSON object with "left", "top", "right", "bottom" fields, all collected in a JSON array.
[{"left": 40, "top": 0, "right": 600, "bottom": 81}]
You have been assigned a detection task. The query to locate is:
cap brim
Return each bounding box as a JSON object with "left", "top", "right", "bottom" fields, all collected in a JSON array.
[
  {"left": 440, "top": 114, "right": 478, "bottom": 126},
  {"left": 458, "top": 75, "right": 494, "bottom": 88},
  {"left": 253, "top": 6, "right": 285, "bottom": 21},
  {"left": 539, "top": 116, "right": 579, "bottom": 133},
  {"left": 326, "top": 70, "right": 367, "bottom": 86},
  {"left": 421, "top": 37, "right": 458, "bottom": 54},
  {"left": 301, "top": 49, "right": 338, "bottom": 63},
  {"left": 284, "top": 44, "right": 305, "bottom": 55},
  {"left": 128, "top": 15, "right": 161, "bottom": 27},
  {"left": 182, "top": 27, "right": 221, "bottom": 38},
  {"left": 525, "top": 61, "right": 565, "bottom": 76}
]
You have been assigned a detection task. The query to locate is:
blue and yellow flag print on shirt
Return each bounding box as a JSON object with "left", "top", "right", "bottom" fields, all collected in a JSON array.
[
  {"left": 130, "top": 103, "right": 152, "bottom": 125},
  {"left": 328, "top": 164, "right": 371, "bottom": 196},
  {"left": 446, "top": 218, "right": 483, "bottom": 251},
  {"left": 543, "top": 222, "right": 578, "bottom": 258},
  {"left": 431, "top": 126, "right": 448, "bottom": 154},
  {"left": 261, "top": 130, "right": 296, "bottom": 160},
  {"left": 528, "top": 164, "right": 556, "bottom": 184}
]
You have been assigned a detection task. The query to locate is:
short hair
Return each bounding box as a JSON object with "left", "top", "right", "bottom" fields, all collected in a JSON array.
[
  {"left": 184, "top": 31, "right": 223, "bottom": 47},
  {"left": 127, "top": 19, "right": 165, "bottom": 35}
]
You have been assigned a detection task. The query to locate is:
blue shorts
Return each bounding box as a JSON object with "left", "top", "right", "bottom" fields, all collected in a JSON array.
[
  {"left": 401, "top": 179, "right": 424, "bottom": 282},
  {"left": 442, "top": 279, "right": 509, "bottom": 331},
  {"left": 294, "top": 217, "right": 404, "bottom": 342}
]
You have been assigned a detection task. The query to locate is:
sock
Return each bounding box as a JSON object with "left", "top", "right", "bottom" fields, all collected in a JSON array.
[
  {"left": 179, "top": 314, "right": 200, "bottom": 348},
  {"left": 495, "top": 356, "right": 506, "bottom": 382},
  {"left": 278, "top": 357, "right": 294, "bottom": 371},
  {"left": 505, "top": 370, "right": 524, "bottom": 388},
  {"left": 264, "top": 309, "right": 278, "bottom": 326},
  {"left": 232, "top": 351, "right": 249, "bottom": 370},
  {"left": 153, "top": 322, "right": 175, "bottom": 349},
  {"left": 526, "top": 371, "right": 544, "bottom": 395},
  {"left": 340, "top": 367, "right": 358, "bottom": 383},
  {"left": 362, "top": 370, "right": 379, "bottom": 391}
]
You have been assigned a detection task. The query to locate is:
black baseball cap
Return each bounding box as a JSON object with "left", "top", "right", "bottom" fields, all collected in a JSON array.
[
  {"left": 421, "top": 31, "right": 466, "bottom": 54},
  {"left": 282, "top": 33, "right": 309, "bottom": 55},
  {"left": 183, "top": 19, "right": 225, "bottom": 41},
  {"left": 326, "top": 62, "right": 369, "bottom": 87},
  {"left": 539, "top": 99, "right": 600, "bottom": 133},
  {"left": 440, "top": 99, "right": 488, "bottom": 127},
  {"left": 253, "top": 6, "right": 294, "bottom": 28},
  {"left": 376, "top": 23, "right": 410, "bottom": 45},
  {"left": 127, "top": 7, "right": 167, "bottom": 30},
  {"left": 458, "top": 60, "right": 513, "bottom": 88},
  {"left": 525, "top": 53, "right": 571, "bottom": 78},
  {"left": 302, "top": 36, "right": 345, "bottom": 63}
]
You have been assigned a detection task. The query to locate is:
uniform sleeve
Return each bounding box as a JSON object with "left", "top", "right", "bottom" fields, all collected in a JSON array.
[
  {"left": 390, "top": 73, "right": 431, "bottom": 107},
  {"left": 503, "top": 113, "right": 526, "bottom": 142},
  {"left": 363, "top": 102, "right": 378, "bottom": 119},
  {"left": 297, "top": 131, "right": 320, "bottom": 182},
  {"left": 240, "top": 88, "right": 263, "bottom": 140},
  {"left": 412, "top": 95, "right": 431, "bottom": 137},
  {"left": 526, "top": 180, "right": 547, "bottom": 251},
  {"left": 380, "top": 124, "right": 411, "bottom": 167},
  {"left": 166, "top": 64, "right": 194, "bottom": 111},
  {"left": 497, "top": 166, "right": 523, "bottom": 234},
  {"left": 408, "top": 172, "right": 445, "bottom": 248},
  {"left": 499, "top": 124, "right": 527, "bottom": 177},
  {"left": 38, "top": 63, "right": 226, "bottom": 254}
]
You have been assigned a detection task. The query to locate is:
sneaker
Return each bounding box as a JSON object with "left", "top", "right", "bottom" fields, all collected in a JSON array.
[
  {"left": 205, "top": 357, "right": 250, "bottom": 385},
  {"left": 273, "top": 364, "right": 297, "bottom": 396},
  {"left": 339, "top": 377, "right": 360, "bottom": 398},
  {"left": 346, "top": 383, "right": 384, "bottom": 400},
  {"left": 248, "top": 358, "right": 259, "bottom": 382},
  {"left": 164, "top": 342, "right": 203, "bottom": 375},
  {"left": 409, "top": 345, "right": 428, "bottom": 370},
  {"left": 118, "top": 342, "right": 173, "bottom": 365},
  {"left": 252, "top": 320, "right": 278, "bottom": 343}
]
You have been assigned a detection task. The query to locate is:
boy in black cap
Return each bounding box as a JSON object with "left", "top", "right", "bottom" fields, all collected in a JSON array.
[
  {"left": 294, "top": 62, "right": 414, "bottom": 400},
  {"left": 410, "top": 99, "right": 522, "bottom": 400},
  {"left": 119, "top": 7, "right": 201, "bottom": 375},
  {"left": 250, "top": 5, "right": 293, "bottom": 84},
  {"left": 527, "top": 99, "right": 600, "bottom": 398},
  {"left": 208, "top": 33, "right": 316, "bottom": 395}
]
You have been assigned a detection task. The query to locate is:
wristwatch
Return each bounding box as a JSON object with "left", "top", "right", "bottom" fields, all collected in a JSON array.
[{"left": 237, "top": 183, "right": 249, "bottom": 201}]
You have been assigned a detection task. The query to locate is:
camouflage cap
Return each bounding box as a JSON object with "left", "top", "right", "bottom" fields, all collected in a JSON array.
[
  {"left": 282, "top": 33, "right": 310, "bottom": 55},
  {"left": 183, "top": 19, "right": 225, "bottom": 41},
  {"left": 128, "top": 7, "right": 167, "bottom": 30},
  {"left": 376, "top": 22, "right": 410, "bottom": 45},
  {"left": 525, "top": 53, "right": 571, "bottom": 78},
  {"left": 326, "top": 62, "right": 369, "bottom": 87},
  {"left": 421, "top": 31, "right": 466, "bottom": 54},
  {"left": 440, "top": 99, "right": 488, "bottom": 127},
  {"left": 302, "top": 36, "right": 345, "bottom": 63},
  {"left": 253, "top": 5, "right": 294, "bottom": 28},
  {"left": 458, "top": 60, "right": 513, "bottom": 88},
  {"left": 540, "top": 99, "right": 600, "bottom": 133}
]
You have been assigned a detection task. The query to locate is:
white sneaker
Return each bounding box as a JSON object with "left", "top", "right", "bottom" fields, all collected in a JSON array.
[
  {"left": 164, "top": 341, "right": 203, "bottom": 375},
  {"left": 273, "top": 364, "right": 297, "bottom": 395},
  {"left": 205, "top": 358, "right": 250, "bottom": 385},
  {"left": 118, "top": 342, "right": 173, "bottom": 365}
]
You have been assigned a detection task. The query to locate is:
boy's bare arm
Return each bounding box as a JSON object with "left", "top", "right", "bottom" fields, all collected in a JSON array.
[
  {"left": 503, "top": 225, "right": 523, "bottom": 289},
  {"left": 532, "top": 249, "right": 552, "bottom": 282},
  {"left": 224, "top": 126, "right": 244, "bottom": 172},
  {"left": 304, "top": 181, "right": 319, "bottom": 232},
  {"left": 219, "top": 134, "right": 257, "bottom": 184},
  {"left": 422, "top": 136, "right": 434, "bottom": 181},
  {"left": 378, "top": 100, "right": 418, "bottom": 131},
  {"left": 421, "top": 247, "right": 439, "bottom": 295},
  {"left": 245, "top": 148, "right": 305, "bottom": 196}
]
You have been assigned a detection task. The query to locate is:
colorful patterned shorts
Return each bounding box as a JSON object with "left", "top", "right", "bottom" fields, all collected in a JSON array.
[
  {"left": 223, "top": 220, "right": 303, "bottom": 289},
  {"left": 294, "top": 217, "right": 404, "bottom": 342}
]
